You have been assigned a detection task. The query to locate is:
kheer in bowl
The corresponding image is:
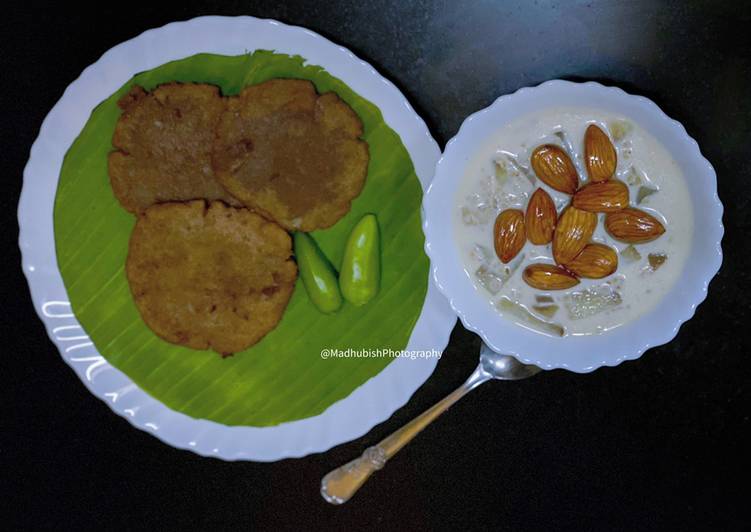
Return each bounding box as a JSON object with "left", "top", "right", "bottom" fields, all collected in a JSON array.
[{"left": 423, "top": 81, "right": 722, "bottom": 372}]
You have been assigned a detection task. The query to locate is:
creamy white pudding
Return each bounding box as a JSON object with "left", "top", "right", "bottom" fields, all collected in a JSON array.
[{"left": 454, "top": 106, "right": 693, "bottom": 336}]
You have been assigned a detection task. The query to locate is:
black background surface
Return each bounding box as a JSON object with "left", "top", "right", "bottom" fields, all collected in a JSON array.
[{"left": 3, "top": 2, "right": 750, "bottom": 530}]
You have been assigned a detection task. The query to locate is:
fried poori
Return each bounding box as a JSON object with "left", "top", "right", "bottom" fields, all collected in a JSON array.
[
  {"left": 211, "top": 79, "right": 369, "bottom": 231},
  {"left": 109, "top": 83, "right": 240, "bottom": 213},
  {"left": 125, "top": 200, "right": 297, "bottom": 355}
]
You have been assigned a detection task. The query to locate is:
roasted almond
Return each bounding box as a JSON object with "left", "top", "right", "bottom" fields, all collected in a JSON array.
[
  {"left": 572, "top": 180, "right": 629, "bottom": 213},
  {"left": 525, "top": 188, "right": 557, "bottom": 245},
  {"left": 493, "top": 209, "right": 526, "bottom": 263},
  {"left": 523, "top": 263, "right": 580, "bottom": 290},
  {"left": 566, "top": 243, "right": 618, "bottom": 279},
  {"left": 530, "top": 145, "right": 579, "bottom": 195},
  {"left": 584, "top": 124, "right": 617, "bottom": 182},
  {"left": 552, "top": 206, "right": 598, "bottom": 265},
  {"left": 605, "top": 207, "right": 666, "bottom": 243}
]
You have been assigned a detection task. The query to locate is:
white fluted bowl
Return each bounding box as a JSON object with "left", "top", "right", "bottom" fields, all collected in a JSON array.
[{"left": 423, "top": 80, "right": 723, "bottom": 373}]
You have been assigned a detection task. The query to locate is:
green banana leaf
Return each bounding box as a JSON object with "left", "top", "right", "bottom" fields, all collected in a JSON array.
[{"left": 54, "top": 51, "right": 429, "bottom": 426}]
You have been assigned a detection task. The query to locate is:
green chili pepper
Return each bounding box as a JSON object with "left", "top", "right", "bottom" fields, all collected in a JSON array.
[
  {"left": 294, "top": 232, "right": 342, "bottom": 314},
  {"left": 340, "top": 214, "right": 380, "bottom": 306}
]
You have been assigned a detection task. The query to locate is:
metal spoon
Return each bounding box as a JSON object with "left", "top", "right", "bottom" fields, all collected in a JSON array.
[{"left": 320, "top": 343, "right": 542, "bottom": 504}]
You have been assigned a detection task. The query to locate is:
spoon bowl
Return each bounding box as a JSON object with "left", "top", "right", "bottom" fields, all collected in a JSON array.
[{"left": 479, "top": 344, "right": 542, "bottom": 381}]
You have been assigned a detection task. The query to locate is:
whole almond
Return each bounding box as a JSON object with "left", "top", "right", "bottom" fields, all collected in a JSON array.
[
  {"left": 566, "top": 243, "right": 618, "bottom": 279},
  {"left": 530, "top": 145, "right": 579, "bottom": 194},
  {"left": 572, "top": 180, "right": 629, "bottom": 213},
  {"left": 585, "top": 124, "right": 617, "bottom": 182},
  {"left": 605, "top": 207, "right": 666, "bottom": 243},
  {"left": 523, "top": 264, "right": 580, "bottom": 290},
  {"left": 525, "top": 188, "right": 557, "bottom": 244},
  {"left": 552, "top": 206, "right": 598, "bottom": 265},
  {"left": 493, "top": 209, "right": 526, "bottom": 263}
]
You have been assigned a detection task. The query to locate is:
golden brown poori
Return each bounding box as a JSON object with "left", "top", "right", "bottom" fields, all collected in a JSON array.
[
  {"left": 125, "top": 200, "right": 297, "bottom": 355},
  {"left": 109, "top": 83, "right": 240, "bottom": 213},
  {"left": 211, "top": 79, "right": 369, "bottom": 231}
]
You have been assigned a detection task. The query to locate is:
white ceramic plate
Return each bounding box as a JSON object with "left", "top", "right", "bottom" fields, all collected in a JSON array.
[
  {"left": 423, "top": 80, "right": 723, "bottom": 373},
  {"left": 18, "top": 16, "right": 456, "bottom": 461}
]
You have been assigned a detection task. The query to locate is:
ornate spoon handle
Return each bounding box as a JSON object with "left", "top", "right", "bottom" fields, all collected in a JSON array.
[{"left": 320, "top": 366, "right": 489, "bottom": 504}]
